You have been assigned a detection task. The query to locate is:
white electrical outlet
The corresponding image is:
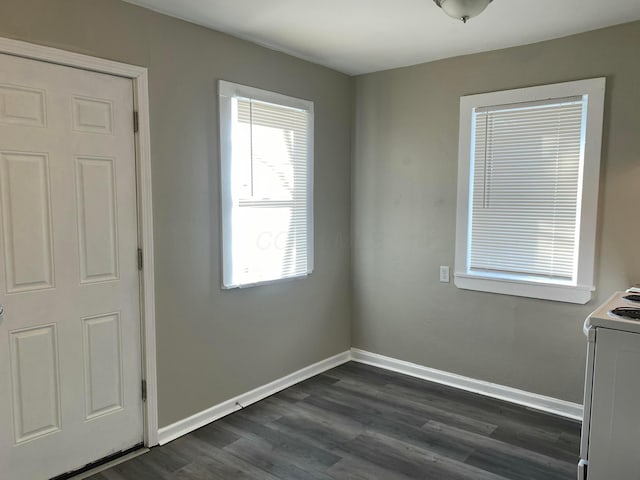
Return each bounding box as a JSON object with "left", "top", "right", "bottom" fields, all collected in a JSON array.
[{"left": 439, "top": 266, "right": 450, "bottom": 283}]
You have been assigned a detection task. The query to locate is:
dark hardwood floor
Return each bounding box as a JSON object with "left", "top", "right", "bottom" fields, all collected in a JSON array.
[{"left": 89, "top": 362, "right": 581, "bottom": 480}]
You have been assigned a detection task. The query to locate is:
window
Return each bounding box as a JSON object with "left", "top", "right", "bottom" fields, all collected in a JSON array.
[
  {"left": 219, "top": 81, "right": 314, "bottom": 288},
  {"left": 454, "top": 78, "right": 605, "bottom": 304}
]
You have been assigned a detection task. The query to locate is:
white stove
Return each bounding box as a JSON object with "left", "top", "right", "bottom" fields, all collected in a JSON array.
[
  {"left": 583, "top": 290, "right": 640, "bottom": 335},
  {"left": 579, "top": 291, "right": 640, "bottom": 480}
]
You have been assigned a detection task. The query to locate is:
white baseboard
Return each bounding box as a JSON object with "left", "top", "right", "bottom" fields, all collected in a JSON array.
[
  {"left": 158, "top": 347, "right": 583, "bottom": 445},
  {"left": 157, "top": 350, "right": 351, "bottom": 445},
  {"left": 350, "top": 348, "right": 583, "bottom": 421}
]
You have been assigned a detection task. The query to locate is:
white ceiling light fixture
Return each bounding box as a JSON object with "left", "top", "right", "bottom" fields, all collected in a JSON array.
[{"left": 434, "top": 0, "right": 494, "bottom": 23}]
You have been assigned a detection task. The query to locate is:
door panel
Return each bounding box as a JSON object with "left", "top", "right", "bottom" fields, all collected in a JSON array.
[
  {"left": 0, "top": 53, "right": 143, "bottom": 479},
  {"left": 9, "top": 324, "right": 61, "bottom": 444},
  {"left": 0, "top": 84, "right": 46, "bottom": 127},
  {"left": 0, "top": 151, "right": 54, "bottom": 293},
  {"left": 72, "top": 96, "right": 113, "bottom": 135},
  {"left": 82, "top": 312, "right": 123, "bottom": 420},
  {"left": 75, "top": 155, "right": 119, "bottom": 283}
]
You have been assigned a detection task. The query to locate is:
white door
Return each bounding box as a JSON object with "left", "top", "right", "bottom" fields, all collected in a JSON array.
[{"left": 0, "top": 53, "right": 143, "bottom": 479}]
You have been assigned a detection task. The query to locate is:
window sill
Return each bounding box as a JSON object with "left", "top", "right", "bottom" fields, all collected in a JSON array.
[
  {"left": 222, "top": 272, "right": 310, "bottom": 290},
  {"left": 454, "top": 272, "right": 594, "bottom": 304}
]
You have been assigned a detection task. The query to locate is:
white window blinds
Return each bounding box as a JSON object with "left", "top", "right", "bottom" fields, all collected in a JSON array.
[
  {"left": 469, "top": 97, "right": 586, "bottom": 283},
  {"left": 219, "top": 82, "right": 313, "bottom": 288}
]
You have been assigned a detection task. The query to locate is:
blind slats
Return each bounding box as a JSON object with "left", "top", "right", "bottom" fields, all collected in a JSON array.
[
  {"left": 469, "top": 98, "right": 585, "bottom": 281},
  {"left": 227, "top": 96, "right": 311, "bottom": 287}
]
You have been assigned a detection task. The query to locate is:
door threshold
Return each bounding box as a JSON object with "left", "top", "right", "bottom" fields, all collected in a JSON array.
[{"left": 50, "top": 444, "right": 149, "bottom": 480}]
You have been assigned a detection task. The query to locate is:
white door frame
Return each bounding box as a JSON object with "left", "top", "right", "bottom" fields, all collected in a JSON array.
[{"left": 0, "top": 37, "right": 159, "bottom": 447}]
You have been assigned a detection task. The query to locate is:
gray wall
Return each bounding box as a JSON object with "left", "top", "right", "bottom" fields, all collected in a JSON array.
[
  {"left": 352, "top": 21, "right": 640, "bottom": 403},
  {"left": 2, "top": 0, "right": 638, "bottom": 425},
  {"left": 0, "top": 0, "right": 353, "bottom": 427}
]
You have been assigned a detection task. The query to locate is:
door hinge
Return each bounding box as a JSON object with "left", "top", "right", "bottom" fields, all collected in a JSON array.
[
  {"left": 141, "top": 379, "right": 147, "bottom": 402},
  {"left": 133, "top": 111, "right": 139, "bottom": 133},
  {"left": 137, "top": 248, "right": 143, "bottom": 270}
]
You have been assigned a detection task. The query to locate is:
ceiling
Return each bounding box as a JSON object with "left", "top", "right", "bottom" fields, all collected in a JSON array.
[{"left": 123, "top": 0, "right": 640, "bottom": 75}]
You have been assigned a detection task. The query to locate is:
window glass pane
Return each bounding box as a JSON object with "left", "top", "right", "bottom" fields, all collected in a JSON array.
[
  {"left": 220, "top": 83, "right": 313, "bottom": 288},
  {"left": 469, "top": 98, "right": 585, "bottom": 282},
  {"left": 455, "top": 78, "right": 605, "bottom": 304}
]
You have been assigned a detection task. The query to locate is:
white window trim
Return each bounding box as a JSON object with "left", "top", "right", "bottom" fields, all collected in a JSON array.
[
  {"left": 454, "top": 78, "right": 606, "bottom": 304},
  {"left": 218, "top": 80, "right": 314, "bottom": 289}
]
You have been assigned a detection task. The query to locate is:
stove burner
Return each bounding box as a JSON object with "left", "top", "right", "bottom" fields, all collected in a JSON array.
[{"left": 611, "top": 307, "right": 640, "bottom": 320}]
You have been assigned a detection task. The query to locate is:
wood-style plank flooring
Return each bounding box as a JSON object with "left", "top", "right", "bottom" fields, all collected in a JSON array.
[{"left": 88, "top": 362, "right": 580, "bottom": 480}]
